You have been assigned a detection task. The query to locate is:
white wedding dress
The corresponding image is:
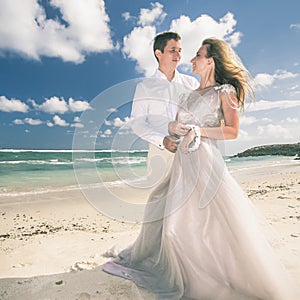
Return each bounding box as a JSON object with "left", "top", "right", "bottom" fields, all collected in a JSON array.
[{"left": 103, "top": 85, "right": 297, "bottom": 299}]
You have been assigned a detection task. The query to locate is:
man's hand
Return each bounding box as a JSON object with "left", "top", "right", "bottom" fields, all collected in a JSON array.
[
  {"left": 163, "top": 135, "right": 179, "bottom": 153},
  {"left": 168, "top": 121, "right": 191, "bottom": 136}
]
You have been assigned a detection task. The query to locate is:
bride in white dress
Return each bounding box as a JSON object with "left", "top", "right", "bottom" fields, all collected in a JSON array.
[{"left": 103, "top": 38, "right": 297, "bottom": 299}]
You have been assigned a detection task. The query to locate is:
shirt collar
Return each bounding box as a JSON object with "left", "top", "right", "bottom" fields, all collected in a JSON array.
[{"left": 153, "top": 69, "right": 180, "bottom": 82}]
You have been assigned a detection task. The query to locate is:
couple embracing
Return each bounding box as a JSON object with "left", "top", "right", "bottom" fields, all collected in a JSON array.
[{"left": 103, "top": 32, "right": 297, "bottom": 300}]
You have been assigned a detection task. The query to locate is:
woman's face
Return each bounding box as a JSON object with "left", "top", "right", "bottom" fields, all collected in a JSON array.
[{"left": 190, "top": 45, "right": 211, "bottom": 75}]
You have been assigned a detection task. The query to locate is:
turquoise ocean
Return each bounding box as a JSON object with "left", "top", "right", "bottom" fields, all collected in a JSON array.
[{"left": 0, "top": 149, "right": 296, "bottom": 200}]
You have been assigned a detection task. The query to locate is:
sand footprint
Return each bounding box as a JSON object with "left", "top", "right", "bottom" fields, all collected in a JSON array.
[{"left": 76, "top": 292, "right": 91, "bottom": 300}]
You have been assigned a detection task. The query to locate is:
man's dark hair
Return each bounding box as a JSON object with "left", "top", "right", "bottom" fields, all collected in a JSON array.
[{"left": 153, "top": 31, "right": 181, "bottom": 62}]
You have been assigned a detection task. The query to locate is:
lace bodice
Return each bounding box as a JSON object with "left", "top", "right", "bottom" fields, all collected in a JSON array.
[{"left": 177, "top": 84, "right": 236, "bottom": 127}]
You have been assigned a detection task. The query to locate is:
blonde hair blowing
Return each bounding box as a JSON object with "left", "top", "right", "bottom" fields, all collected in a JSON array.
[{"left": 202, "top": 38, "right": 255, "bottom": 110}]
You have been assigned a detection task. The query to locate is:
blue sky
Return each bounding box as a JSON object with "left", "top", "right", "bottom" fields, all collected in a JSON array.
[{"left": 0, "top": 0, "right": 299, "bottom": 155}]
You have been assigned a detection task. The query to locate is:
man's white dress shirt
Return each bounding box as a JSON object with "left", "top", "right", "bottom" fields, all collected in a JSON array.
[
  {"left": 130, "top": 69, "right": 199, "bottom": 186},
  {"left": 131, "top": 69, "right": 199, "bottom": 149}
]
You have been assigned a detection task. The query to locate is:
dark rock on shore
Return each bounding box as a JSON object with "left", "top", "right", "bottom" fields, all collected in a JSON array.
[{"left": 233, "top": 142, "right": 300, "bottom": 158}]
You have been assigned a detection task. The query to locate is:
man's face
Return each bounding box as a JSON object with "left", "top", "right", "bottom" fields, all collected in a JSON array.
[{"left": 156, "top": 39, "right": 182, "bottom": 70}]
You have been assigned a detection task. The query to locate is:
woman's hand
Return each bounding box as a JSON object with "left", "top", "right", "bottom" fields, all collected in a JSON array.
[
  {"left": 168, "top": 121, "right": 191, "bottom": 136},
  {"left": 180, "top": 129, "right": 196, "bottom": 154}
]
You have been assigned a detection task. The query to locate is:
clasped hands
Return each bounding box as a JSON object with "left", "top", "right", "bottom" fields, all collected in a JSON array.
[{"left": 163, "top": 121, "right": 196, "bottom": 154}]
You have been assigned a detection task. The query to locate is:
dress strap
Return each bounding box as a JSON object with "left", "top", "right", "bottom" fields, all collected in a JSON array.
[{"left": 215, "top": 84, "right": 236, "bottom": 94}]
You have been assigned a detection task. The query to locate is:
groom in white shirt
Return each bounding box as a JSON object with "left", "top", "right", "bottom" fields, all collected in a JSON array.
[{"left": 130, "top": 32, "right": 199, "bottom": 186}]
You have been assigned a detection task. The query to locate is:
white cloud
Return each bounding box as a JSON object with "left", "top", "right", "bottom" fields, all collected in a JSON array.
[
  {"left": 71, "top": 122, "right": 84, "bottom": 128},
  {"left": 104, "top": 116, "right": 131, "bottom": 128},
  {"left": 122, "top": 12, "right": 132, "bottom": 21},
  {"left": 30, "top": 96, "right": 91, "bottom": 113},
  {"left": 53, "top": 115, "right": 69, "bottom": 126},
  {"left": 0, "top": 0, "right": 115, "bottom": 63},
  {"left": 71, "top": 116, "right": 84, "bottom": 128},
  {"left": 46, "top": 121, "right": 54, "bottom": 127},
  {"left": 254, "top": 73, "right": 275, "bottom": 88},
  {"left": 285, "top": 117, "right": 299, "bottom": 123},
  {"left": 226, "top": 31, "right": 242, "bottom": 48},
  {"left": 123, "top": 25, "right": 157, "bottom": 76},
  {"left": 257, "top": 124, "right": 292, "bottom": 139},
  {"left": 13, "top": 119, "right": 24, "bottom": 125},
  {"left": 239, "top": 115, "right": 257, "bottom": 125},
  {"left": 138, "top": 2, "right": 167, "bottom": 26},
  {"left": 290, "top": 23, "right": 300, "bottom": 30},
  {"left": 123, "top": 3, "right": 166, "bottom": 26},
  {"left": 107, "top": 107, "right": 117, "bottom": 113},
  {"left": 237, "top": 129, "right": 250, "bottom": 141},
  {"left": 24, "top": 117, "right": 43, "bottom": 125},
  {"left": 246, "top": 100, "right": 300, "bottom": 112},
  {"left": 112, "top": 116, "right": 130, "bottom": 127},
  {"left": 254, "top": 69, "right": 298, "bottom": 89},
  {"left": 261, "top": 117, "right": 272, "bottom": 123},
  {"left": 274, "top": 69, "right": 298, "bottom": 80},
  {"left": 170, "top": 12, "right": 241, "bottom": 64},
  {"left": 35, "top": 96, "right": 69, "bottom": 114},
  {"left": 0, "top": 96, "right": 29, "bottom": 112},
  {"left": 100, "top": 128, "right": 112, "bottom": 138},
  {"left": 13, "top": 117, "right": 43, "bottom": 125},
  {"left": 122, "top": 7, "right": 241, "bottom": 76},
  {"left": 68, "top": 98, "right": 91, "bottom": 112},
  {"left": 73, "top": 116, "right": 80, "bottom": 122}
]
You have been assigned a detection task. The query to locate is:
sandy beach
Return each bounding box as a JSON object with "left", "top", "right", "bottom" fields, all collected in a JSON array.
[{"left": 0, "top": 160, "right": 299, "bottom": 299}]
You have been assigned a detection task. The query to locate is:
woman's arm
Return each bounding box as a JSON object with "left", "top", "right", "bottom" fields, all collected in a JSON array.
[{"left": 200, "top": 92, "right": 240, "bottom": 140}]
